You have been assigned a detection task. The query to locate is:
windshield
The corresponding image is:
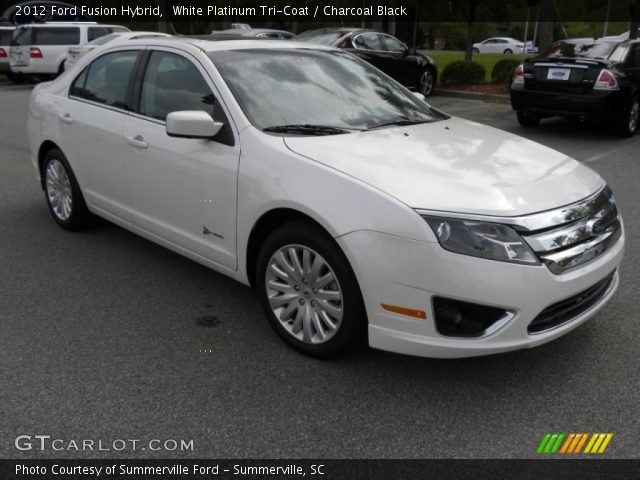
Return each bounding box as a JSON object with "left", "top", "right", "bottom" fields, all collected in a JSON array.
[
  {"left": 88, "top": 33, "right": 121, "bottom": 46},
  {"left": 549, "top": 41, "right": 619, "bottom": 60},
  {"left": 295, "top": 30, "right": 346, "bottom": 46},
  {"left": 209, "top": 48, "right": 445, "bottom": 132}
]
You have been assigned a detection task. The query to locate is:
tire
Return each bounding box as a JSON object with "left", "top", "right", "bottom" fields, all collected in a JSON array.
[
  {"left": 42, "top": 148, "right": 91, "bottom": 230},
  {"left": 615, "top": 97, "right": 639, "bottom": 138},
  {"left": 256, "top": 221, "right": 366, "bottom": 358},
  {"left": 472, "top": 47, "right": 479, "bottom": 53},
  {"left": 517, "top": 109, "right": 540, "bottom": 127},
  {"left": 419, "top": 68, "right": 436, "bottom": 97},
  {"left": 504, "top": 48, "right": 513, "bottom": 54}
]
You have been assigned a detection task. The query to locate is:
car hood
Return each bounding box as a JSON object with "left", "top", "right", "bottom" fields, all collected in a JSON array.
[{"left": 283, "top": 117, "right": 604, "bottom": 217}]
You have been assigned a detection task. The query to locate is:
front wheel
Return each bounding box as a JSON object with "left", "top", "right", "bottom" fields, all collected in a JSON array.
[
  {"left": 472, "top": 47, "right": 480, "bottom": 53},
  {"left": 517, "top": 109, "right": 540, "bottom": 127},
  {"left": 42, "top": 148, "right": 91, "bottom": 230},
  {"left": 419, "top": 68, "right": 436, "bottom": 97},
  {"left": 615, "top": 97, "right": 639, "bottom": 138},
  {"left": 256, "top": 222, "right": 366, "bottom": 357},
  {"left": 504, "top": 48, "right": 513, "bottom": 54}
]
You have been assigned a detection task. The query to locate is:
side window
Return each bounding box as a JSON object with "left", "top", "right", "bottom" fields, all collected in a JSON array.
[
  {"left": 74, "top": 50, "right": 139, "bottom": 109},
  {"left": 140, "top": 51, "right": 216, "bottom": 121},
  {"left": 354, "top": 33, "right": 384, "bottom": 51},
  {"left": 33, "top": 27, "right": 80, "bottom": 45},
  {"left": 139, "top": 51, "right": 234, "bottom": 145},
  {"left": 382, "top": 35, "right": 407, "bottom": 53},
  {"left": 87, "top": 27, "right": 110, "bottom": 42}
]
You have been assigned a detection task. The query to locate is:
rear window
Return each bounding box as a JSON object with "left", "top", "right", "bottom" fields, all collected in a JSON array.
[
  {"left": 11, "top": 27, "right": 31, "bottom": 46},
  {"left": 88, "top": 27, "right": 111, "bottom": 42},
  {"left": 33, "top": 27, "right": 80, "bottom": 46},
  {"left": 0, "top": 29, "right": 13, "bottom": 45},
  {"left": 549, "top": 41, "right": 619, "bottom": 60}
]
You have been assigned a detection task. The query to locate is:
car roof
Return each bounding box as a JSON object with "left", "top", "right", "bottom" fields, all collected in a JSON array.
[
  {"left": 299, "top": 27, "right": 378, "bottom": 35},
  {"left": 115, "top": 37, "right": 336, "bottom": 52}
]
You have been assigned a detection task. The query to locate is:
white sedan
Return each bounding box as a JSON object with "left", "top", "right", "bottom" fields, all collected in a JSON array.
[
  {"left": 28, "top": 39, "right": 624, "bottom": 358},
  {"left": 65, "top": 31, "right": 172, "bottom": 70},
  {"left": 473, "top": 37, "right": 525, "bottom": 54}
]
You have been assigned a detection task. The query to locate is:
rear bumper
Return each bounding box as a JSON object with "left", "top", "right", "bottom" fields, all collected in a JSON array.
[
  {"left": 510, "top": 87, "right": 626, "bottom": 120},
  {"left": 10, "top": 61, "right": 58, "bottom": 75}
]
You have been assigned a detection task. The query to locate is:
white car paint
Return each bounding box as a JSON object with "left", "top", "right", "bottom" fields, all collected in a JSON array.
[
  {"left": 27, "top": 39, "right": 624, "bottom": 358},
  {"left": 473, "top": 37, "right": 525, "bottom": 54}
]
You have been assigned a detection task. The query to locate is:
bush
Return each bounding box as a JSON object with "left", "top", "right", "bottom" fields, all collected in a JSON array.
[
  {"left": 491, "top": 58, "right": 521, "bottom": 83},
  {"left": 441, "top": 61, "right": 486, "bottom": 85}
]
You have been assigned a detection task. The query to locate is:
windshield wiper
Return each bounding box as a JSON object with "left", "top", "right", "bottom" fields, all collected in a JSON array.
[
  {"left": 263, "top": 124, "right": 351, "bottom": 135},
  {"left": 366, "top": 119, "right": 430, "bottom": 130}
]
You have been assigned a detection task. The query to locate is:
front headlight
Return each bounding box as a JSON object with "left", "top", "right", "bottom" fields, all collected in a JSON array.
[{"left": 423, "top": 216, "right": 539, "bottom": 265}]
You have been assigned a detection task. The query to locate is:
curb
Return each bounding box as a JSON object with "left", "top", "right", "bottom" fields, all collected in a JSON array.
[{"left": 432, "top": 88, "right": 510, "bottom": 105}]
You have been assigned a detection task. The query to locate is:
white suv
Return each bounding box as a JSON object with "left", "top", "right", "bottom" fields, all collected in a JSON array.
[{"left": 10, "top": 22, "right": 128, "bottom": 78}]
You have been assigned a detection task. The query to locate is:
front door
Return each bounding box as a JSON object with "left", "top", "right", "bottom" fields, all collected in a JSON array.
[{"left": 123, "top": 49, "right": 240, "bottom": 270}]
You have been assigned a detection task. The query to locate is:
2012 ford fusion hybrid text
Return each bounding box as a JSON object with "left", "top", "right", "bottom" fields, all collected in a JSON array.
[{"left": 27, "top": 38, "right": 625, "bottom": 358}]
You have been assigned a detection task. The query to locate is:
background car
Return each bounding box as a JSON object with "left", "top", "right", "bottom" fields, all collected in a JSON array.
[
  {"left": 511, "top": 39, "right": 640, "bottom": 137},
  {"left": 0, "top": 26, "right": 17, "bottom": 81},
  {"left": 473, "top": 37, "right": 524, "bottom": 54},
  {"left": 296, "top": 28, "right": 438, "bottom": 96},
  {"left": 65, "top": 31, "right": 172, "bottom": 70},
  {"left": 10, "top": 22, "right": 129, "bottom": 79}
]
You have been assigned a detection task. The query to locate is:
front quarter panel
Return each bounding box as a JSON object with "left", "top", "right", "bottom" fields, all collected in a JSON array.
[{"left": 234, "top": 127, "right": 437, "bottom": 284}]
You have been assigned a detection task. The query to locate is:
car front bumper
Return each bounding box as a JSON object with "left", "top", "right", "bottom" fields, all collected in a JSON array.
[{"left": 337, "top": 227, "right": 624, "bottom": 358}]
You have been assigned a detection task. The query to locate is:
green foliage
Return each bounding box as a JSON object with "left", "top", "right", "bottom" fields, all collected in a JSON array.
[
  {"left": 441, "top": 60, "right": 486, "bottom": 85},
  {"left": 491, "top": 58, "right": 521, "bottom": 83}
]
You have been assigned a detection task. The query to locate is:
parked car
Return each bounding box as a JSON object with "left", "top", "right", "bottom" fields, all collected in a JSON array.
[
  {"left": 602, "top": 28, "right": 640, "bottom": 41},
  {"left": 0, "top": 26, "right": 18, "bottom": 81},
  {"left": 296, "top": 28, "right": 438, "bottom": 97},
  {"left": 511, "top": 39, "right": 640, "bottom": 137},
  {"left": 65, "top": 31, "right": 172, "bottom": 70},
  {"left": 10, "top": 22, "right": 129, "bottom": 78},
  {"left": 208, "top": 28, "right": 294, "bottom": 40},
  {"left": 473, "top": 37, "right": 525, "bottom": 54},
  {"left": 28, "top": 39, "right": 624, "bottom": 358}
]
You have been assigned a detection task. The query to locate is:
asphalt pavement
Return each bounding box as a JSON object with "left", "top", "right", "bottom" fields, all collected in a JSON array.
[{"left": 1, "top": 84, "right": 638, "bottom": 459}]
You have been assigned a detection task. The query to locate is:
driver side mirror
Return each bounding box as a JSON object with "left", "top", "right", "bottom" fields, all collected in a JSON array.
[{"left": 166, "top": 111, "right": 223, "bottom": 139}]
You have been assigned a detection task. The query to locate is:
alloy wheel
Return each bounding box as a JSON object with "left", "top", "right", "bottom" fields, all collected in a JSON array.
[
  {"left": 629, "top": 100, "right": 639, "bottom": 133},
  {"left": 420, "top": 70, "right": 435, "bottom": 96},
  {"left": 265, "top": 244, "right": 343, "bottom": 345},
  {"left": 45, "top": 159, "right": 73, "bottom": 221}
]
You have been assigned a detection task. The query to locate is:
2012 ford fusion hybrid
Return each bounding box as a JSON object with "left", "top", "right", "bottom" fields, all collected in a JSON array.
[{"left": 27, "top": 38, "right": 625, "bottom": 358}]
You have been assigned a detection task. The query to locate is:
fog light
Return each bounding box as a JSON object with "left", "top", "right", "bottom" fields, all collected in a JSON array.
[{"left": 433, "top": 297, "right": 513, "bottom": 338}]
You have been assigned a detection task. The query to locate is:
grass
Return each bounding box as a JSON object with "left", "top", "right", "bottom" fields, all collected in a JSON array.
[{"left": 420, "top": 51, "right": 534, "bottom": 84}]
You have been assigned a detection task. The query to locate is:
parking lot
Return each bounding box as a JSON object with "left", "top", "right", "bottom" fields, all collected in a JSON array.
[{"left": 0, "top": 81, "right": 638, "bottom": 459}]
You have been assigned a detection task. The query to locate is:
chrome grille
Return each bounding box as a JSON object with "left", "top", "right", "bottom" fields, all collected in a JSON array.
[{"left": 520, "top": 186, "right": 622, "bottom": 274}]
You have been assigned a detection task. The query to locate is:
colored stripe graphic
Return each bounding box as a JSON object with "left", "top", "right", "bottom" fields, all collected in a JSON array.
[{"left": 538, "top": 433, "right": 613, "bottom": 454}]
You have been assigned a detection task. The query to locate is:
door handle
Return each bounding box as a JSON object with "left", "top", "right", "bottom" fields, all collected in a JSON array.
[
  {"left": 58, "top": 113, "right": 73, "bottom": 124},
  {"left": 126, "top": 135, "right": 148, "bottom": 149}
]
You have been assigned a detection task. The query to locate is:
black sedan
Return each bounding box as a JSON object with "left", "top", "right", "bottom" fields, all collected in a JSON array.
[
  {"left": 295, "top": 28, "right": 437, "bottom": 96},
  {"left": 511, "top": 39, "right": 640, "bottom": 137}
]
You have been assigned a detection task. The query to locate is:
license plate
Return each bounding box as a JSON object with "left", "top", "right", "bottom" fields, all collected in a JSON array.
[{"left": 547, "top": 68, "right": 570, "bottom": 80}]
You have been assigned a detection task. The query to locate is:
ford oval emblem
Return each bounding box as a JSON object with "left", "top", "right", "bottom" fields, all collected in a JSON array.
[
  {"left": 552, "top": 71, "right": 565, "bottom": 77},
  {"left": 587, "top": 218, "right": 608, "bottom": 236}
]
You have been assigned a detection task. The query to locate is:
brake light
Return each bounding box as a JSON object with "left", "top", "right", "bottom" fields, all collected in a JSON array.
[
  {"left": 0, "top": 48, "right": 6, "bottom": 58},
  {"left": 594, "top": 69, "right": 618, "bottom": 90},
  {"left": 512, "top": 64, "right": 525, "bottom": 85},
  {"left": 516, "top": 44, "right": 523, "bottom": 48},
  {"left": 30, "top": 47, "right": 43, "bottom": 58}
]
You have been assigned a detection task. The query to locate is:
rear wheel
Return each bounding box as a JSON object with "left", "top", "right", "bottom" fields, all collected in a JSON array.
[
  {"left": 7, "top": 72, "right": 25, "bottom": 83},
  {"left": 517, "top": 109, "right": 540, "bottom": 127},
  {"left": 42, "top": 148, "right": 91, "bottom": 230},
  {"left": 504, "top": 48, "right": 513, "bottom": 54},
  {"left": 615, "top": 97, "right": 639, "bottom": 138},
  {"left": 256, "top": 221, "right": 366, "bottom": 358}
]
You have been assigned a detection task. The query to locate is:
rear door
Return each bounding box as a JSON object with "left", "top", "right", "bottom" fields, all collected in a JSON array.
[
  {"left": 63, "top": 49, "right": 142, "bottom": 217},
  {"left": 9, "top": 26, "right": 31, "bottom": 67}
]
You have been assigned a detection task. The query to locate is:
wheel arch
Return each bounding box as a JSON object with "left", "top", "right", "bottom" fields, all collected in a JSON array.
[
  {"left": 37, "top": 140, "right": 61, "bottom": 189},
  {"left": 246, "top": 208, "right": 337, "bottom": 288}
]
